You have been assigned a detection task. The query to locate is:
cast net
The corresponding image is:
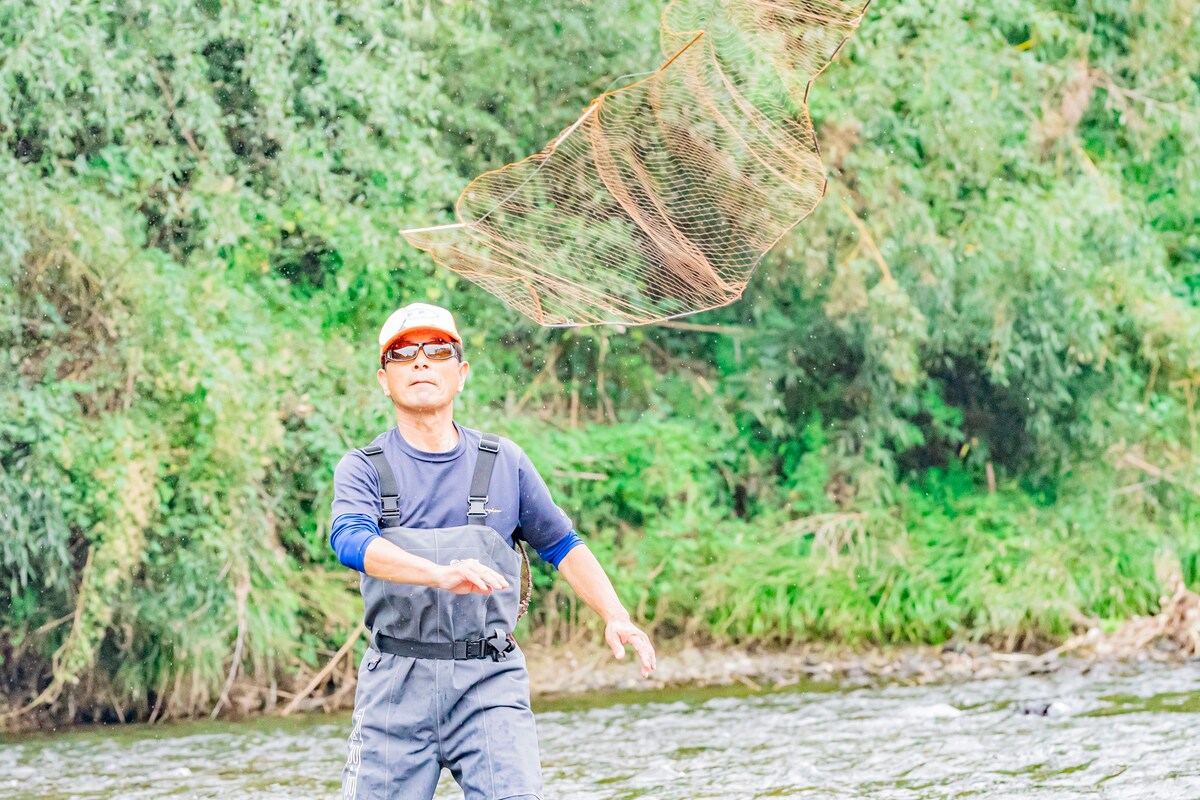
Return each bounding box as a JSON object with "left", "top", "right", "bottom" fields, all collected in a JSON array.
[{"left": 402, "top": 0, "right": 870, "bottom": 326}]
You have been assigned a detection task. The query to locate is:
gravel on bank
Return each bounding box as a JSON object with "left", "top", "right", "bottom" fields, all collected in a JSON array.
[{"left": 525, "top": 580, "right": 1200, "bottom": 698}]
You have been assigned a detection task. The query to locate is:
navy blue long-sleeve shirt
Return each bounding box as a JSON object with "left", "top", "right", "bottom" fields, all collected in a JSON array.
[{"left": 329, "top": 423, "right": 583, "bottom": 572}]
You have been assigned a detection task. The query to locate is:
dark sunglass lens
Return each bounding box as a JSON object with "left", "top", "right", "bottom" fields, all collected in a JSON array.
[
  {"left": 424, "top": 343, "right": 455, "bottom": 360},
  {"left": 392, "top": 344, "right": 421, "bottom": 361}
]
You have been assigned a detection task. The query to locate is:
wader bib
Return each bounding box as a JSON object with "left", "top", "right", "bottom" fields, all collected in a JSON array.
[{"left": 341, "top": 434, "right": 543, "bottom": 800}]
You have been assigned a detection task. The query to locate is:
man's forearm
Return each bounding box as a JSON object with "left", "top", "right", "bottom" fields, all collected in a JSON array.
[
  {"left": 557, "top": 544, "right": 630, "bottom": 623},
  {"left": 362, "top": 537, "right": 440, "bottom": 586}
]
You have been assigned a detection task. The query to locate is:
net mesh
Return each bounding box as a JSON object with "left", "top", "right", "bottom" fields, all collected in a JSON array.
[{"left": 402, "top": 0, "right": 870, "bottom": 326}]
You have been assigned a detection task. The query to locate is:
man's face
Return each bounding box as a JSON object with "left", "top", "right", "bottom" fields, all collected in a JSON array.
[{"left": 375, "top": 329, "right": 470, "bottom": 414}]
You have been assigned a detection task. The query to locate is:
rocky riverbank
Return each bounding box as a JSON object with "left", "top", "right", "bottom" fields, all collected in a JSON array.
[
  {"left": 524, "top": 638, "right": 1192, "bottom": 701},
  {"left": 3, "top": 580, "right": 1195, "bottom": 732},
  {"left": 525, "top": 578, "right": 1200, "bottom": 698}
]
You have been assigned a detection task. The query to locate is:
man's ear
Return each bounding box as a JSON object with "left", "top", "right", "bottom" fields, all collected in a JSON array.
[
  {"left": 458, "top": 360, "right": 470, "bottom": 392},
  {"left": 376, "top": 367, "right": 390, "bottom": 397}
]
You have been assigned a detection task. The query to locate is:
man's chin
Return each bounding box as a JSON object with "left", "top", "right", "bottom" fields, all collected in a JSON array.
[{"left": 395, "top": 397, "right": 453, "bottom": 413}]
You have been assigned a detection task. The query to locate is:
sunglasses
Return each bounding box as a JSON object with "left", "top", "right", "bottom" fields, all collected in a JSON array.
[{"left": 382, "top": 341, "right": 463, "bottom": 366}]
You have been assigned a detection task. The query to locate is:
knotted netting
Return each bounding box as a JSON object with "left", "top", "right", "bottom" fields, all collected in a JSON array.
[{"left": 402, "top": 0, "right": 870, "bottom": 326}]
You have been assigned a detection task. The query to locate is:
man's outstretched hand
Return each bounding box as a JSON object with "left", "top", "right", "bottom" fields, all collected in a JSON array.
[
  {"left": 605, "top": 619, "right": 657, "bottom": 678},
  {"left": 555, "top": 544, "right": 657, "bottom": 677}
]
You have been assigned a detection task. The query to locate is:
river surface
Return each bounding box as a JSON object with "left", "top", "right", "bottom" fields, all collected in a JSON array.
[{"left": 2, "top": 661, "right": 1199, "bottom": 799}]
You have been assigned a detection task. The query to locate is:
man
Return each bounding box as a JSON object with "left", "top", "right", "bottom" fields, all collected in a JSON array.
[{"left": 330, "top": 302, "right": 656, "bottom": 800}]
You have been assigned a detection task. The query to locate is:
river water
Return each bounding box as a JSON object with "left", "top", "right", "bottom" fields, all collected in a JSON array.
[{"left": 2, "top": 661, "right": 1198, "bottom": 799}]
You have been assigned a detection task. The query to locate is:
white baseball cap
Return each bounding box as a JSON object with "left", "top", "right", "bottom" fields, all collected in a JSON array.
[{"left": 378, "top": 302, "right": 462, "bottom": 358}]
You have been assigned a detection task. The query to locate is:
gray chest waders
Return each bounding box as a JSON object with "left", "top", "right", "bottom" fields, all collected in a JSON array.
[{"left": 341, "top": 433, "right": 544, "bottom": 800}]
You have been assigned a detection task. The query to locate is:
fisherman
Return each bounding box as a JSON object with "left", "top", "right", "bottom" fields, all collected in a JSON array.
[{"left": 329, "top": 302, "right": 657, "bottom": 800}]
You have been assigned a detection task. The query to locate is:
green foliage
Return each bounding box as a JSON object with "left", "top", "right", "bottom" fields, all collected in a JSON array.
[{"left": 1, "top": 0, "right": 1197, "bottom": 724}]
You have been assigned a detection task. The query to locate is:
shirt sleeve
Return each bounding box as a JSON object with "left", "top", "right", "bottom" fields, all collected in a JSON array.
[
  {"left": 537, "top": 530, "right": 585, "bottom": 568},
  {"left": 515, "top": 446, "right": 575, "bottom": 557},
  {"left": 331, "top": 450, "right": 383, "bottom": 521},
  {"left": 329, "top": 513, "right": 380, "bottom": 572}
]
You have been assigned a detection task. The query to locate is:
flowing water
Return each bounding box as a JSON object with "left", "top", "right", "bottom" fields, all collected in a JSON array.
[{"left": 2, "top": 661, "right": 1199, "bottom": 799}]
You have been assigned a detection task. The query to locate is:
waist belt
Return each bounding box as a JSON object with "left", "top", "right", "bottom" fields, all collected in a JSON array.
[{"left": 375, "top": 628, "right": 517, "bottom": 662}]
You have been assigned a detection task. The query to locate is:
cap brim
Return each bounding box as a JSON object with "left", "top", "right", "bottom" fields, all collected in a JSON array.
[{"left": 380, "top": 326, "right": 463, "bottom": 355}]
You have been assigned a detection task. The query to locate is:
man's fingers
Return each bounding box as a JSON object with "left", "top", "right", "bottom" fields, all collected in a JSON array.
[
  {"left": 607, "top": 625, "right": 657, "bottom": 668},
  {"left": 605, "top": 629, "right": 625, "bottom": 659},
  {"left": 623, "top": 629, "right": 655, "bottom": 676},
  {"left": 462, "top": 571, "right": 491, "bottom": 593},
  {"left": 460, "top": 559, "right": 509, "bottom": 590},
  {"left": 446, "top": 560, "right": 509, "bottom": 593},
  {"left": 463, "top": 567, "right": 500, "bottom": 593},
  {"left": 636, "top": 640, "right": 656, "bottom": 675},
  {"left": 629, "top": 633, "right": 655, "bottom": 672},
  {"left": 444, "top": 562, "right": 490, "bottom": 593}
]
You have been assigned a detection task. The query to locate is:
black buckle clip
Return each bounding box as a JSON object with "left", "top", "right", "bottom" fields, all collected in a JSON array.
[
  {"left": 479, "top": 438, "right": 500, "bottom": 454},
  {"left": 467, "top": 495, "right": 488, "bottom": 518},
  {"left": 485, "top": 628, "right": 515, "bottom": 661},
  {"left": 457, "top": 639, "right": 486, "bottom": 659}
]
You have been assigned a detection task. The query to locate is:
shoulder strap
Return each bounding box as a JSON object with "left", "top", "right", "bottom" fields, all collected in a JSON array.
[
  {"left": 359, "top": 444, "right": 401, "bottom": 528},
  {"left": 467, "top": 433, "right": 501, "bottom": 524},
  {"left": 468, "top": 433, "right": 533, "bottom": 620}
]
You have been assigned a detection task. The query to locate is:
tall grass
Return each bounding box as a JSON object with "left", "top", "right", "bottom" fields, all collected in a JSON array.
[{"left": 523, "top": 420, "right": 1200, "bottom": 650}]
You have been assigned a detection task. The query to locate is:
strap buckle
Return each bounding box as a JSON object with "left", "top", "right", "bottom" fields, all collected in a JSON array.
[
  {"left": 453, "top": 639, "right": 487, "bottom": 659},
  {"left": 467, "top": 495, "right": 488, "bottom": 518},
  {"left": 478, "top": 437, "right": 500, "bottom": 454},
  {"left": 380, "top": 495, "right": 401, "bottom": 527}
]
